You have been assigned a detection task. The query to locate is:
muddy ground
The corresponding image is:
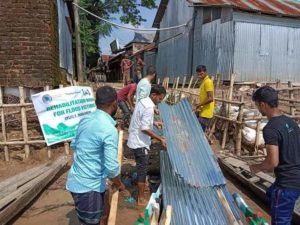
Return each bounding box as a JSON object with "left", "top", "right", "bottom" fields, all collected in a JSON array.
[{"left": 4, "top": 136, "right": 272, "bottom": 225}]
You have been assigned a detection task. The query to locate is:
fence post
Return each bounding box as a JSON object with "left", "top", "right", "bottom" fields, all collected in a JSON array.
[
  {"left": 19, "top": 87, "right": 30, "bottom": 159},
  {"left": 0, "top": 87, "right": 9, "bottom": 161},
  {"left": 59, "top": 84, "right": 70, "bottom": 156}
]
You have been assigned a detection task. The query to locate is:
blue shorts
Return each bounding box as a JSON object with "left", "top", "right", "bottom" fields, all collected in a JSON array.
[
  {"left": 266, "top": 183, "right": 300, "bottom": 225},
  {"left": 71, "top": 191, "right": 105, "bottom": 225}
]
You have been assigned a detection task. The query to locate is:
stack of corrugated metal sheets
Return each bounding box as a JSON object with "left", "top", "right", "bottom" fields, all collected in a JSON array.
[{"left": 159, "top": 98, "right": 241, "bottom": 224}]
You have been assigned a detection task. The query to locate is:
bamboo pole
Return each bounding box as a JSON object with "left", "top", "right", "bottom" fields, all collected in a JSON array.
[
  {"left": 188, "top": 76, "right": 194, "bottom": 91},
  {"left": 254, "top": 118, "right": 262, "bottom": 155},
  {"left": 44, "top": 85, "right": 52, "bottom": 159},
  {"left": 172, "top": 77, "right": 176, "bottom": 89},
  {"left": 59, "top": 84, "right": 70, "bottom": 156},
  {"left": 221, "top": 74, "right": 235, "bottom": 150},
  {"left": 0, "top": 140, "right": 46, "bottom": 145},
  {"left": 288, "top": 81, "right": 296, "bottom": 116},
  {"left": 182, "top": 76, "right": 187, "bottom": 90},
  {"left": 19, "top": 87, "right": 30, "bottom": 159},
  {"left": 0, "top": 103, "right": 33, "bottom": 108},
  {"left": 235, "top": 95, "right": 244, "bottom": 156},
  {"left": 108, "top": 130, "right": 123, "bottom": 225},
  {"left": 193, "top": 78, "right": 199, "bottom": 89},
  {"left": 175, "top": 77, "right": 179, "bottom": 90},
  {"left": 157, "top": 78, "right": 161, "bottom": 85},
  {"left": 0, "top": 87, "right": 9, "bottom": 161}
]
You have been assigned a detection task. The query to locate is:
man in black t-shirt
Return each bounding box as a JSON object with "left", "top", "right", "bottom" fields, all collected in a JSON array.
[{"left": 250, "top": 86, "right": 300, "bottom": 225}]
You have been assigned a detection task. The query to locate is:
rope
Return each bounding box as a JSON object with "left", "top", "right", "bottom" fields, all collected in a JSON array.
[{"left": 73, "top": 3, "right": 192, "bottom": 32}]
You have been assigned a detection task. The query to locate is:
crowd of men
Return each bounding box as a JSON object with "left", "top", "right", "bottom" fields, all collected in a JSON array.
[{"left": 66, "top": 64, "right": 300, "bottom": 225}]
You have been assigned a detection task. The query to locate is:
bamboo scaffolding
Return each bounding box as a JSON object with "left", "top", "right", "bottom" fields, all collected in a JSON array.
[
  {"left": 181, "top": 76, "right": 187, "bottom": 90},
  {"left": 235, "top": 95, "right": 244, "bottom": 156}
]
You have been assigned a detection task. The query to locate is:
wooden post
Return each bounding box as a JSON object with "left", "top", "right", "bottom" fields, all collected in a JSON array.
[
  {"left": 0, "top": 87, "right": 9, "bottom": 161},
  {"left": 188, "top": 76, "right": 194, "bottom": 91},
  {"left": 221, "top": 74, "right": 235, "bottom": 150},
  {"left": 254, "top": 118, "right": 262, "bottom": 155},
  {"left": 182, "top": 75, "right": 187, "bottom": 90},
  {"left": 166, "top": 77, "right": 169, "bottom": 89},
  {"left": 157, "top": 78, "right": 161, "bottom": 85},
  {"left": 193, "top": 78, "right": 199, "bottom": 89},
  {"left": 216, "top": 189, "right": 239, "bottom": 225},
  {"left": 19, "top": 87, "right": 30, "bottom": 158},
  {"left": 175, "top": 77, "right": 180, "bottom": 90},
  {"left": 288, "top": 81, "right": 296, "bottom": 116},
  {"left": 73, "top": 0, "right": 84, "bottom": 82},
  {"left": 172, "top": 77, "right": 176, "bottom": 89},
  {"left": 59, "top": 85, "right": 70, "bottom": 155},
  {"left": 108, "top": 130, "right": 124, "bottom": 225},
  {"left": 44, "top": 86, "right": 52, "bottom": 159},
  {"left": 235, "top": 95, "right": 244, "bottom": 156},
  {"left": 159, "top": 205, "right": 172, "bottom": 225}
]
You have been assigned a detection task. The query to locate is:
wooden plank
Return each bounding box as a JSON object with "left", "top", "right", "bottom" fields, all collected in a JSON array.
[
  {"left": 159, "top": 205, "right": 172, "bottom": 225},
  {"left": 0, "top": 156, "right": 68, "bottom": 225},
  {"left": 107, "top": 130, "right": 124, "bottom": 225},
  {"left": 0, "top": 163, "right": 48, "bottom": 199},
  {"left": 223, "top": 157, "right": 247, "bottom": 168},
  {"left": 216, "top": 189, "right": 239, "bottom": 225},
  {"left": 59, "top": 85, "right": 70, "bottom": 156}
]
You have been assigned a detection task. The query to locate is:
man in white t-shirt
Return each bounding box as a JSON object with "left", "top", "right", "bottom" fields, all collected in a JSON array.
[{"left": 127, "top": 84, "right": 166, "bottom": 205}]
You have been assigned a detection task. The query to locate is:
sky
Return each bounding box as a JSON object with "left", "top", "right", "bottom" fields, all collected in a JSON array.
[{"left": 99, "top": 0, "right": 160, "bottom": 55}]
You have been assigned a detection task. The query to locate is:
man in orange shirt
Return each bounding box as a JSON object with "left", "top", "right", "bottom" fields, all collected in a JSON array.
[{"left": 120, "top": 54, "right": 133, "bottom": 85}]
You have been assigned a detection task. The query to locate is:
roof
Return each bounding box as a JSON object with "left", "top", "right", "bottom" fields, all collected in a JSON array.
[
  {"left": 152, "top": 0, "right": 169, "bottom": 28},
  {"left": 189, "top": 0, "right": 300, "bottom": 18},
  {"left": 125, "top": 32, "right": 155, "bottom": 47},
  {"left": 132, "top": 42, "right": 156, "bottom": 56}
]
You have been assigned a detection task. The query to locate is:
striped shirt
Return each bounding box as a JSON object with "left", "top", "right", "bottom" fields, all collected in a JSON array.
[{"left": 66, "top": 109, "right": 119, "bottom": 193}]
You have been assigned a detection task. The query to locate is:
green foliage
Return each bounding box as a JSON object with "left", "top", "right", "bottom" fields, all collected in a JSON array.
[{"left": 78, "top": 0, "right": 156, "bottom": 57}]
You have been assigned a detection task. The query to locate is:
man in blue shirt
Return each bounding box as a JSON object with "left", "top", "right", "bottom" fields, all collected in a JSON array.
[{"left": 66, "top": 86, "right": 126, "bottom": 225}]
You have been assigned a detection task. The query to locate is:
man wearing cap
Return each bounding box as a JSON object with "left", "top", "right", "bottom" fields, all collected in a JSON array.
[{"left": 66, "top": 86, "right": 127, "bottom": 225}]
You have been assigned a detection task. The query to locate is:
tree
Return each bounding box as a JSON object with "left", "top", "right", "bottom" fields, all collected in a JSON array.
[{"left": 78, "top": 0, "right": 156, "bottom": 60}]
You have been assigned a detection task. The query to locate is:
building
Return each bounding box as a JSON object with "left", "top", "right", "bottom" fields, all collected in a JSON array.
[
  {"left": 108, "top": 32, "right": 155, "bottom": 82},
  {"left": 0, "top": 0, "right": 74, "bottom": 88},
  {"left": 153, "top": 0, "right": 300, "bottom": 82}
]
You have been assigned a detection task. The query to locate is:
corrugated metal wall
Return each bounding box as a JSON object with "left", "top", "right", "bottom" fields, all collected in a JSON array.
[
  {"left": 233, "top": 21, "right": 300, "bottom": 82},
  {"left": 192, "top": 15, "right": 234, "bottom": 79},
  {"left": 143, "top": 51, "right": 157, "bottom": 75},
  {"left": 57, "top": 0, "right": 73, "bottom": 75},
  {"left": 156, "top": 0, "right": 194, "bottom": 79}
]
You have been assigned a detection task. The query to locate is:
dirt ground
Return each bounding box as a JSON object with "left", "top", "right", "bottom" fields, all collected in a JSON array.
[{"left": 7, "top": 137, "right": 272, "bottom": 225}]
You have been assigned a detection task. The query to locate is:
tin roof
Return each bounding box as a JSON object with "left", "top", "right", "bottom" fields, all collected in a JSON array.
[{"left": 189, "top": 0, "right": 300, "bottom": 17}]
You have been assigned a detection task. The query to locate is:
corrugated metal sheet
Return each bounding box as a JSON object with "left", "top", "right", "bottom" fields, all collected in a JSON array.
[
  {"left": 233, "top": 21, "right": 300, "bottom": 82},
  {"left": 161, "top": 152, "right": 241, "bottom": 225},
  {"left": 57, "top": 0, "right": 73, "bottom": 75},
  {"left": 159, "top": 98, "right": 225, "bottom": 187},
  {"left": 190, "top": 0, "right": 300, "bottom": 18},
  {"left": 143, "top": 51, "right": 157, "bottom": 75}
]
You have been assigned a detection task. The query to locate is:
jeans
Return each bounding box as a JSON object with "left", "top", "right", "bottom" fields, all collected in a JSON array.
[
  {"left": 266, "top": 183, "right": 300, "bottom": 225},
  {"left": 132, "top": 147, "right": 149, "bottom": 183},
  {"left": 118, "top": 101, "right": 131, "bottom": 124},
  {"left": 198, "top": 116, "right": 211, "bottom": 131}
]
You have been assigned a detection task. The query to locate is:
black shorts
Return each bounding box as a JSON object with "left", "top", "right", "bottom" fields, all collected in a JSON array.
[{"left": 132, "top": 147, "right": 149, "bottom": 183}]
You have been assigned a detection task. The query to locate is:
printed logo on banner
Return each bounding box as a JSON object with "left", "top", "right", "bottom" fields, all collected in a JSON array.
[
  {"left": 32, "top": 86, "right": 96, "bottom": 146},
  {"left": 42, "top": 94, "right": 52, "bottom": 104}
]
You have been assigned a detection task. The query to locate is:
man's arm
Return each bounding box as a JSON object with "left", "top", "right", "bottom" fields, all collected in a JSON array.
[
  {"left": 141, "top": 108, "right": 166, "bottom": 148},
  {"left": 249, "top": 144, "right": 279, "bottom": 174},
  {"left": 193, "top": 91, "right": 214, "bottom": 111},
  {"left": 142, "top": 129, "right": 166, "bottom": 148},
  {"left": 127, "top": 94, "right": 134, "bottom": 111}
]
